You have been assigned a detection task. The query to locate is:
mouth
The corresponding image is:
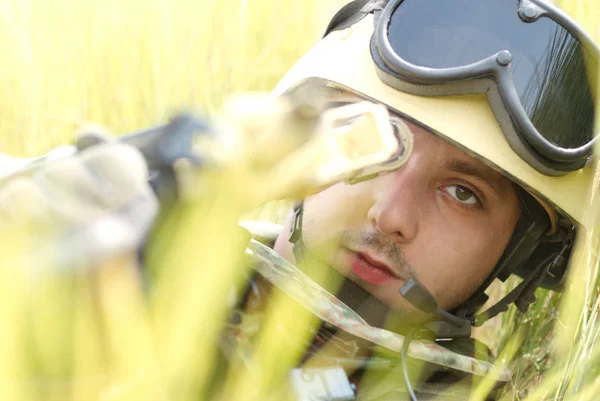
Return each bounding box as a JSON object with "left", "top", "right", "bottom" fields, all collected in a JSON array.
[{"left": 348, "top": 250, "right": 402, "bottom": 285}]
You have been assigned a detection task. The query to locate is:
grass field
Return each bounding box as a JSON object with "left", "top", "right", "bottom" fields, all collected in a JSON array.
[
  {"left": 0, "top": 1, "right": 598, "bottom": 400},
  {"left": 0, "top": 0, "right": 347, "bottom": 155}
]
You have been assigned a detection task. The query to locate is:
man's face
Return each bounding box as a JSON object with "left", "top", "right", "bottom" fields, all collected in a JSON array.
[{"left": 298, "top": 114, "right": 521, "bottom": 318}]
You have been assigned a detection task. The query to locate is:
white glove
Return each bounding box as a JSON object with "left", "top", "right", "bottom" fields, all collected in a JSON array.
[{"left": 0, "top": 128, "right": 159, "bottom": 266}]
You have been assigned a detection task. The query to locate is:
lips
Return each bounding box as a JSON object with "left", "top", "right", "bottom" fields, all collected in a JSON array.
[{"left": 349, "top": 251, "right": 400, "bottom": 285}]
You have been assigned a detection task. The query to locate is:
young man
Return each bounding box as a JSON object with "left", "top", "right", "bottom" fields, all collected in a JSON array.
[
  {"left": 266, "top": 0, "right": 596, "bottom": 332},
  {"left": 258, "top": 0, "right": 597, "bottom": 397}
]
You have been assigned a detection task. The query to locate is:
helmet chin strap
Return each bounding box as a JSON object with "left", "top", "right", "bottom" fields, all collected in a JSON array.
[
  {"left": 399, "top": 277, "right": 472, "bottom": 338},
  {"left": 288, "top": 201, "right": 472, "bottom": 338}
]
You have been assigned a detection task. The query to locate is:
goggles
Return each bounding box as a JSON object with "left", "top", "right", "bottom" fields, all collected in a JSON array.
[{"left": 367, "top": 0, "right": 599, "bottom": 176}]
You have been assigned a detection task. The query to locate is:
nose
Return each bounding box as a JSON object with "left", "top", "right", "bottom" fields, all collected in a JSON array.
[{"left": 367, "top": 159, "right": 427, "bottom": 243}]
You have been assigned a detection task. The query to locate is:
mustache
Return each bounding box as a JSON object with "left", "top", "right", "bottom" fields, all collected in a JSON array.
[{"left": 339, "top": 230, "right": 413, "bottom": 276}]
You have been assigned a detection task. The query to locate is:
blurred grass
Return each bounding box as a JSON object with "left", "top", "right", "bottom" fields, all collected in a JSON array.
[
  {"left": 0, "top": 1, "right": 598, "bottom": 401},
  {"left": 0, "top": 2, "right": 344, "bottom": 400},
  {"left": 0, "top": 0, "right": 345, "bottom": 155}
]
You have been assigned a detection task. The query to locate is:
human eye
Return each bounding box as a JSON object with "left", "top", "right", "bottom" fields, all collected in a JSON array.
[{"left": 441, "top": 184, "right": 481, "bottom": 208}]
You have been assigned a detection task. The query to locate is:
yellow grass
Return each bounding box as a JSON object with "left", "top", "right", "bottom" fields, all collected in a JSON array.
[
  {"left": 0, "top": 1, "right": 598, "bottom": 401},
  {"left": 0, "top": 0, "right": 345, "bottom": 155}
]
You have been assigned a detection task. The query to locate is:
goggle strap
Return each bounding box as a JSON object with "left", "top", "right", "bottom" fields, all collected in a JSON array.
[{"left": 323, "top": 0, "right": 382, "bottom": 37}]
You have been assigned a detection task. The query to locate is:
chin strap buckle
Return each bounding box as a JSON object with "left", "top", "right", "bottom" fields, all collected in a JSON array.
[{"left": 426, "top": 319, "right": 472, "bottom": 339}]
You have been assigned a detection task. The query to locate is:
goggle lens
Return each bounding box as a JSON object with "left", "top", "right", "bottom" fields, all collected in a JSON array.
[{"left": 386, "top": 0, "right": 597, "bottom": 149}]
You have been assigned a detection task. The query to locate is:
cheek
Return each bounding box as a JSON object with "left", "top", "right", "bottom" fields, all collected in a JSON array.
[
  {"left": 302, "top": 182, "right": 374, "bottom": 253},
  {"left": 411, "top": 213, "right": 517, "bottom": 308}
]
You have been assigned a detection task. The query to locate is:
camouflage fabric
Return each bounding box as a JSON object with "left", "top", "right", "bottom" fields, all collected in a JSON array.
[
  {"left": 221, "top": 223, "right": 509, "bottom": 400},
  {"left": 245, "top": 239, "right": 511, "bottom": 382}
]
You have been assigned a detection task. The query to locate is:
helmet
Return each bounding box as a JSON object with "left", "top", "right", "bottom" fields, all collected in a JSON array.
[{"left": 272, "top": 0, "right": 597, "bottom": 336}]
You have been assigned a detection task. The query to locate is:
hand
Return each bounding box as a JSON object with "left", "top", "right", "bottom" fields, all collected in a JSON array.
[{"left": 0, "top": 126, "right": 159, "bottom": 265}]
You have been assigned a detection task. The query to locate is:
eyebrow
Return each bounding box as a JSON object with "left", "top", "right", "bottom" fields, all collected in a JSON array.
[{"left": 441, "top": 158, "right": 508, "bottom": 200}]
